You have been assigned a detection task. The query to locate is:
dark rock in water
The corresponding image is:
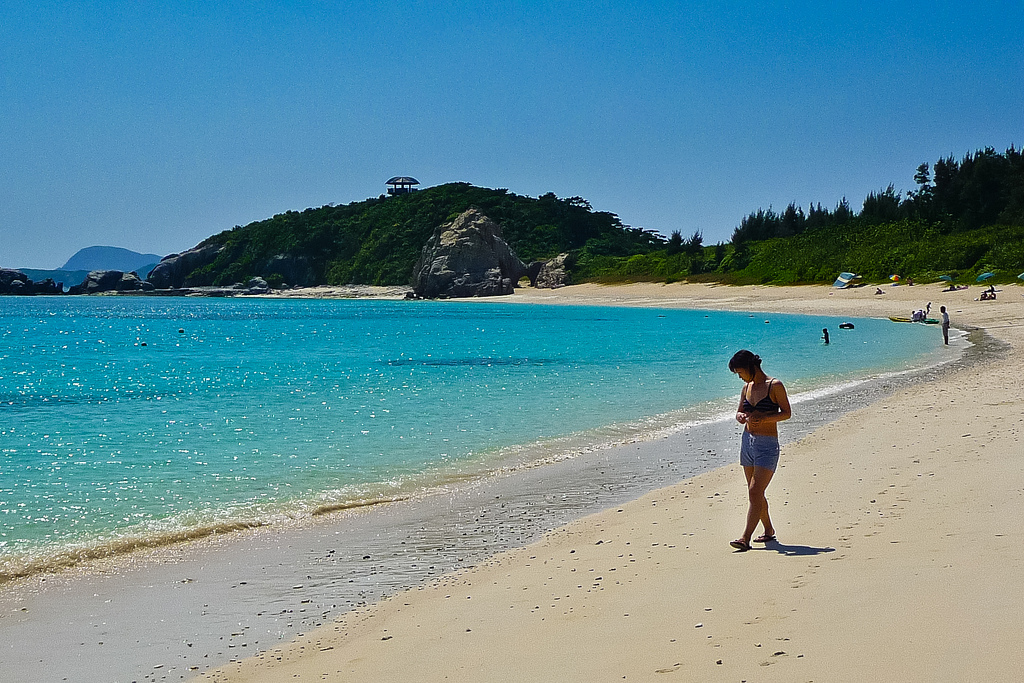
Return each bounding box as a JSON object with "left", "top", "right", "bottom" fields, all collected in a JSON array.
[
  {"left": 146, "top": 244, "right": 224, "bottom": 289},
  {"left": 410, "top": 208, "right": 528, "bottom": 299},
  {"left": 0, "top": 269, "right": 63, "bottom": 295},
  {"left": 534, "top": 253, "right": 572, "bottom": 289},
  {"left": 261, "top": 254, "right": 315, "bottom": 288},
  {"left": 69, "top": 270, "right": 151, "bottom": 294}
]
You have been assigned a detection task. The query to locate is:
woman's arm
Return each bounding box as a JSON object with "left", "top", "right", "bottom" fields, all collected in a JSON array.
[
  {"left": 735, "top": 383, "right": 750, "bottom": 424},
  {"left": 763, "top": 380, "right": 792, "bottom": 424}
]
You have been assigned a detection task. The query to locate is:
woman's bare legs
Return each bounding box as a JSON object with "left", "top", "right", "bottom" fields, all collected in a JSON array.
[{"left": 740, "top": 465, "right": 775, "bottom": 544}]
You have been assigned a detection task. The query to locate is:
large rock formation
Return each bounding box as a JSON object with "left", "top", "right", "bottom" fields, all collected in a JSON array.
[
  {"left": 411, "top": 209, "right": 528, "bottom": 298},
  {"left": 260, "top": 254, "right": 315, "bottom": 287},
  {"left": 534, "top": 252, "right": 572, "bottom": 288},
  {"left": 146, "top": 244, "right": 224, "bottom": 289},
  {"left": 68, "top": 270, "right": 153, "bottom": 295},
  {"left": 0, "top": 268, "right": 29, "bottom": 294},
  {"left": 0, "top": 269, "right": 63, "bottom": 295}
]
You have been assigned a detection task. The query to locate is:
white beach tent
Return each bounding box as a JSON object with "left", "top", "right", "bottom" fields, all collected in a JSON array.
[{"left": 832, "top": 272, "right": 859, "bottom": 288}]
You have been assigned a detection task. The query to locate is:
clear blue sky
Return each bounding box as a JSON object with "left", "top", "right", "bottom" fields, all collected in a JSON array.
[{"left": 2, "top": 1, "right": 1021, "bottom": 269}]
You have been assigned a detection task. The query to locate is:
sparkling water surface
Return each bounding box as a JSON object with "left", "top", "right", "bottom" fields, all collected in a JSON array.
[{"left": 0, "top": 296, "right": 943, "bottom": 573}]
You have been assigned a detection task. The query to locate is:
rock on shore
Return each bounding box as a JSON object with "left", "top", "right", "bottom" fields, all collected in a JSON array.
[
  {"left": 534, "top": 252, "right": 571, "bottom": 288},
  {"left": 68, "top": 270, "right": 153, "bottom": 294},
  {"left": 146, "top": 244, "right": 224, "bottom": 289},
  {"left": 410, "top": 208, "right": 528, "bottom": 298},
  {"left": 0, "top": 268, "right": 63, "bottom": 295}
]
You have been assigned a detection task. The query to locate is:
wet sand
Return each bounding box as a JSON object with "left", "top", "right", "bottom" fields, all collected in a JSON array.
[{"left": 197, "top": 281, "right": 1024, "bottom": 682}]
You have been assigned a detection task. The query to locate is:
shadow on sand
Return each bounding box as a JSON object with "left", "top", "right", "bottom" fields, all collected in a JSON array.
[{"left": 762, "top": 541, "right": 835, "bottom": 556}]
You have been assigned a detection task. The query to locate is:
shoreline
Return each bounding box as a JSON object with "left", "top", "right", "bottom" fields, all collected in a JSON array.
[
  {"left": 0, "top": 338, "right": 961, "bottom": 585},
  {"left": 199, "top": 281, "right": 1024, "bottom": 682},
  {"left": 1, "top": 282, "right": 1018, "bottom": 682},
  {"left": 0, "top": 292, "right": 953, "bottom": 586}
]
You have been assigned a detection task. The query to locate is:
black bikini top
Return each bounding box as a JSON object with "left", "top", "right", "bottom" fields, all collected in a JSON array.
[{"left": 742, "top": 379, "right": 780, "bottom": 413}]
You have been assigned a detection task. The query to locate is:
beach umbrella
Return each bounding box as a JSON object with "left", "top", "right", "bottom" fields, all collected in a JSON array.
[
  {"left": 889, "top": 274, "right": 900, "bottom": 282},
  {"left": 976, "top": 272, "right": 995, "bottom": 282},
  {"left": 1018, "top": 272, "right": 1024, "bottom": 280},
  {"left": 939, "top": 275, "right": 953, "bottom": 282}
]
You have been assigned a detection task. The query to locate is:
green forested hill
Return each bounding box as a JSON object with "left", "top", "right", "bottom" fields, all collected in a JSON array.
[
  {"left": 179, "top": 146, "right": 1023, "bottom": 289},
  {"left": 185, "top": 183, "right": 662, "bottom": 287}
]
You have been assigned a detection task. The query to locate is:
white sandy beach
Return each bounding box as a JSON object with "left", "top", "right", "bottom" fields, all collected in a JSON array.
[{"left": 199, "top": 281, "right": 1024, "bottom": 682}]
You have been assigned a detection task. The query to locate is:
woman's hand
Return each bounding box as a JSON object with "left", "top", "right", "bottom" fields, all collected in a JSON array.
[{"left": 736, "top": 411, "right": 750, "bottom": 425}]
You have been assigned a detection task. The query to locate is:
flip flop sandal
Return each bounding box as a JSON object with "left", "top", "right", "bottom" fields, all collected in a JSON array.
[
  {"left": 729, "top": 539, "right": 751, "bottom": 551},
  {"left": 753, "top": 534, "right": 776, "bottom": 543}
]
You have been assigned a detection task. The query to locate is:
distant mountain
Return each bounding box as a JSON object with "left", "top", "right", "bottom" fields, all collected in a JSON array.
[{"left": 61, "top": 246, "right": 163, "bottom": 273}]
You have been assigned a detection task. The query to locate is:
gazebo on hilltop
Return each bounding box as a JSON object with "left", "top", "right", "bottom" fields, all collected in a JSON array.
[{"left": 386, "top": 176, "right": 420, "bottom": 195}]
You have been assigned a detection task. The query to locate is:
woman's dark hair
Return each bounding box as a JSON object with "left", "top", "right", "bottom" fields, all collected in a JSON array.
[{"left": 728, "top": 349, "right": 762, "bottom": 374}]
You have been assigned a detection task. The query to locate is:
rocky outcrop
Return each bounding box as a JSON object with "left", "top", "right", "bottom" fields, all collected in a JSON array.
[
  {"left": 0, "top": 269, "right": 29, "bottom": 294},
  {"left": 238, "top": 276, "right": 270, "bottom": 294},
  {"left": 0, "top": 269, "right": 63, "bottom": 295},
  {"left": 410, "top": 209, "right": 528, "bottom": 298},
  {"left": 146, "top": 244, "right": 224, "bottom": 289},
  {"left": 261, "top": 254, "right": 315, "bottom": 287},
  {"left": 68, "top": 270, "right": 153, "bottom": 295},
  {"left": 534, "top": 252, "right": 572, "bottom": 288}
]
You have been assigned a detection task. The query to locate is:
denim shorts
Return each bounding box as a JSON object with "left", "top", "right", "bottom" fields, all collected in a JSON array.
[{"left": 740, "top": 431, "right": 780, "bottom": 471}]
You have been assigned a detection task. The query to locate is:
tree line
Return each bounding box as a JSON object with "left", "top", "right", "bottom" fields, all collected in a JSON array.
[{"left": 729, "top": 146, "right": 1024, "bottom": 243}]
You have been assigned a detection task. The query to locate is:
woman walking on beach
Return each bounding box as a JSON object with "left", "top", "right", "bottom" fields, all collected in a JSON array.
[{"left": 728, "top": 350, "right": 791, "bottom": 551}]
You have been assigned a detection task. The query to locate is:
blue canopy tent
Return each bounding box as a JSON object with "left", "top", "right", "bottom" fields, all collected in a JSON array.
[{"left": 832, "top": 272, "right": 859, "bottom": 288}]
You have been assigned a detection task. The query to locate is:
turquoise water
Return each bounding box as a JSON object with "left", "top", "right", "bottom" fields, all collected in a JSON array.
[{"left": 0, "top": 296, "right": 943, "bottom": 576}]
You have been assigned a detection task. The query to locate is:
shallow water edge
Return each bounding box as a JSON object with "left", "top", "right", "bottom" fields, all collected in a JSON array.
[{"left": 0, "top": 326, "right": 987, "bottom": 683}]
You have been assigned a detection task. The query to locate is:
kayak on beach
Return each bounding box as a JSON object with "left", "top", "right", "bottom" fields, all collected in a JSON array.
[{"left": 889, "top": 316, "right": 940, "bottom": 324}]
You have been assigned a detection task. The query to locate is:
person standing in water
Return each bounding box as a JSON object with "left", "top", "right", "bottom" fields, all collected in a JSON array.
[
  {"left": 821, "top": 328, "right": 830, "bottom": 344},
  {"left": 940, "top": 306, "right": 950, "bottom": 345},
  {"left": 728, "top": 350, "right": 792, "bottom": 551}
]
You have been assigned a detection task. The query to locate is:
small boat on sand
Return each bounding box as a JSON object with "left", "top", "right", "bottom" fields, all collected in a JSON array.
[{"left": 888, "top": 316, "right": 939, "bottom": 324}]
